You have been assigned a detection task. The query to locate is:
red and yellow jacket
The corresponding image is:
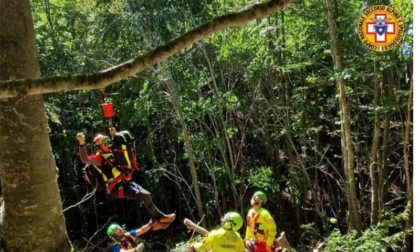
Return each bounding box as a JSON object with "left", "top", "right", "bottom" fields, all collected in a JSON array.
[
  {"left": 245, "top": 207, "right": 277, "bottom": 247},
  {"left": 79, "top": 146, "right": 125, "bottom": 193}
]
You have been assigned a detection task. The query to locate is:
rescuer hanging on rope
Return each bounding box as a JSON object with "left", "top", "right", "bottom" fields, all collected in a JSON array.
[{"left": 76, "top": 100, "right": 175, "bottom": 231}]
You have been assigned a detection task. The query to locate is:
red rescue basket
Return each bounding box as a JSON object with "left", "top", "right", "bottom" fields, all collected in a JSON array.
[{"left": 102, "top": 102, "right": 115, "bottom": 119}]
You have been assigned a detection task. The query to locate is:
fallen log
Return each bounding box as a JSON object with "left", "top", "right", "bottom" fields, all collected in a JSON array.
[{"left": 184, "top": 218, "right": 209, "bottom": 236}]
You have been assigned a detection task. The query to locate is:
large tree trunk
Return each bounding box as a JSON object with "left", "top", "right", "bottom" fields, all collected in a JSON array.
[
  {"left": 0, "top": 0, "right": 70, "bottom": 250},
  {"left": 325, "top": 0, "right": 361, "bottom": 233}
]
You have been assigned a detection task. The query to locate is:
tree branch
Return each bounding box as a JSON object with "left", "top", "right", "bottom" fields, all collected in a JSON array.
[{"left": 0, "top": 0, "right": 291, "bottom": 98}]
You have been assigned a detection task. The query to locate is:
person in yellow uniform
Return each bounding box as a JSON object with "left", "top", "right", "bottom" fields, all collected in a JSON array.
[
  {"left": 190, "top": 212, "right": 245, "bottom": 252},
  {"left": 245, "top": 191, "right": 277, "bottom": 252}
]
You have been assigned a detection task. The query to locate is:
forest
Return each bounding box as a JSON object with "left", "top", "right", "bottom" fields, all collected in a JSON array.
[{"left": 0, "top": 0, "right": 413, "bottom": 251}]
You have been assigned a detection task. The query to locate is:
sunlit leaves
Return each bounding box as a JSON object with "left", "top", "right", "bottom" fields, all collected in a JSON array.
[
  {"left": 324, "top": 211, "right": 407, "bottom": 252},
  {"left": 246, "top": 166, "right": 279, "bottom": 193},
  {"left": 226, "top": 126, "right": 238, "bottom": 139}
]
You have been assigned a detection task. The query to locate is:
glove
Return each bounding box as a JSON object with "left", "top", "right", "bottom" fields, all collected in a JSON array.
[
  {"left": 135, "top": 243, "right": 144, "bottom": 252},
  {"left": 109, "top": 127, "right": 117, "bottom": 136},
  {"left": 76, "top": 133, "right": 85, "bottom": 145},
  {"left": 245, "top": 240, "right": 255, "bottom": 251}
]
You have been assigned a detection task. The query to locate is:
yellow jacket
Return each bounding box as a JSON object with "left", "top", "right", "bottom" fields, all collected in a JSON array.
[
  {"left": 193, "top": 227, "right": 245, "bottom": 252},
  {"left": 245, "top": 207, "right": 277, "bottom": 246}
]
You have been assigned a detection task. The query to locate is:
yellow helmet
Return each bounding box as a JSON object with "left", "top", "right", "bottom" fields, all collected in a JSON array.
[{"left": 222, "top": 212, "right": 243, "bottom": 231}]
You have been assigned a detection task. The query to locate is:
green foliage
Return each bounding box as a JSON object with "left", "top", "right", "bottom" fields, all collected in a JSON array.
[
  {"left": 324, "top": 211, "right": 409, "bottom": 252},
  {"left": 173, "top": 235, "right": 203, "bottom": 252},
  {"left": 283, "top": 171, "right": 304, "bottom": 204},
  {"left": 246, "top": 166, "right": 279, "bottom": 194}
]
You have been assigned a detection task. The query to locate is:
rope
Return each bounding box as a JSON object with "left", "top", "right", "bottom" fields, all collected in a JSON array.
[{"left": 62, "top": 183, "right": 97, "bottom": 212}]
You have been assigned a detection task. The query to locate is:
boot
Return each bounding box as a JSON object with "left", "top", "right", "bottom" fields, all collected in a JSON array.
[{"left": 151, "top": 213, "right": 176, "bottom": 231}]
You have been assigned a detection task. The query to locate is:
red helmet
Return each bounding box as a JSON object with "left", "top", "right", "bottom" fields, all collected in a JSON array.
[{"left": 93, "top": 134, "right": 110, "bottom": 145}]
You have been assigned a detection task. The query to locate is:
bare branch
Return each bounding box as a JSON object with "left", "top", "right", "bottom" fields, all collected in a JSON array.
[{"left": 0, "top": 0, "right": 291, "bottom": 98}]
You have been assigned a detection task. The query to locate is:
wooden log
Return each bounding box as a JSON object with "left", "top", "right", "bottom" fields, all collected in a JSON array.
[{"left": 184, "top": 218, "right": 209, "bottom": 236}]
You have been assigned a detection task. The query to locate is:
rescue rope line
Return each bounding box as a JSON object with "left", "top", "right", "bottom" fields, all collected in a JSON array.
[{"left": 62, "top": 184, "right": 97, "bottom": 212}]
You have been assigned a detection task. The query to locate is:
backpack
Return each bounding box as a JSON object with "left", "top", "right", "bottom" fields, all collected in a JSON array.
[{"left": 111, "top": 130, "right": 140, "bottom": 180}]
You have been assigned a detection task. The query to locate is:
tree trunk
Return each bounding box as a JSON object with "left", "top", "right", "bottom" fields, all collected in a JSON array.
[
  {"left": 369, "top": 61, "right": 381, "bottom": 225},
  {"left": 0, "top": 0, "right": 70, "bottom": 250},
  {"left": 402, "top": 63, "right": 413, "bottom": 251},
  {"left": 164, "top": 70, "right": 207, "bottom": 228},
  {"left": 379, "top": 68, "right": 394, "bottom": 213},
  {"left": 325, "top": 0, "right": 361, "bottom": 233}
]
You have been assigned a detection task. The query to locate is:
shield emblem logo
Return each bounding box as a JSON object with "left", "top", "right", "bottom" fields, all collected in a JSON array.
[{"left": 374, "top": 24, "right": 387, "bottom": 36}]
